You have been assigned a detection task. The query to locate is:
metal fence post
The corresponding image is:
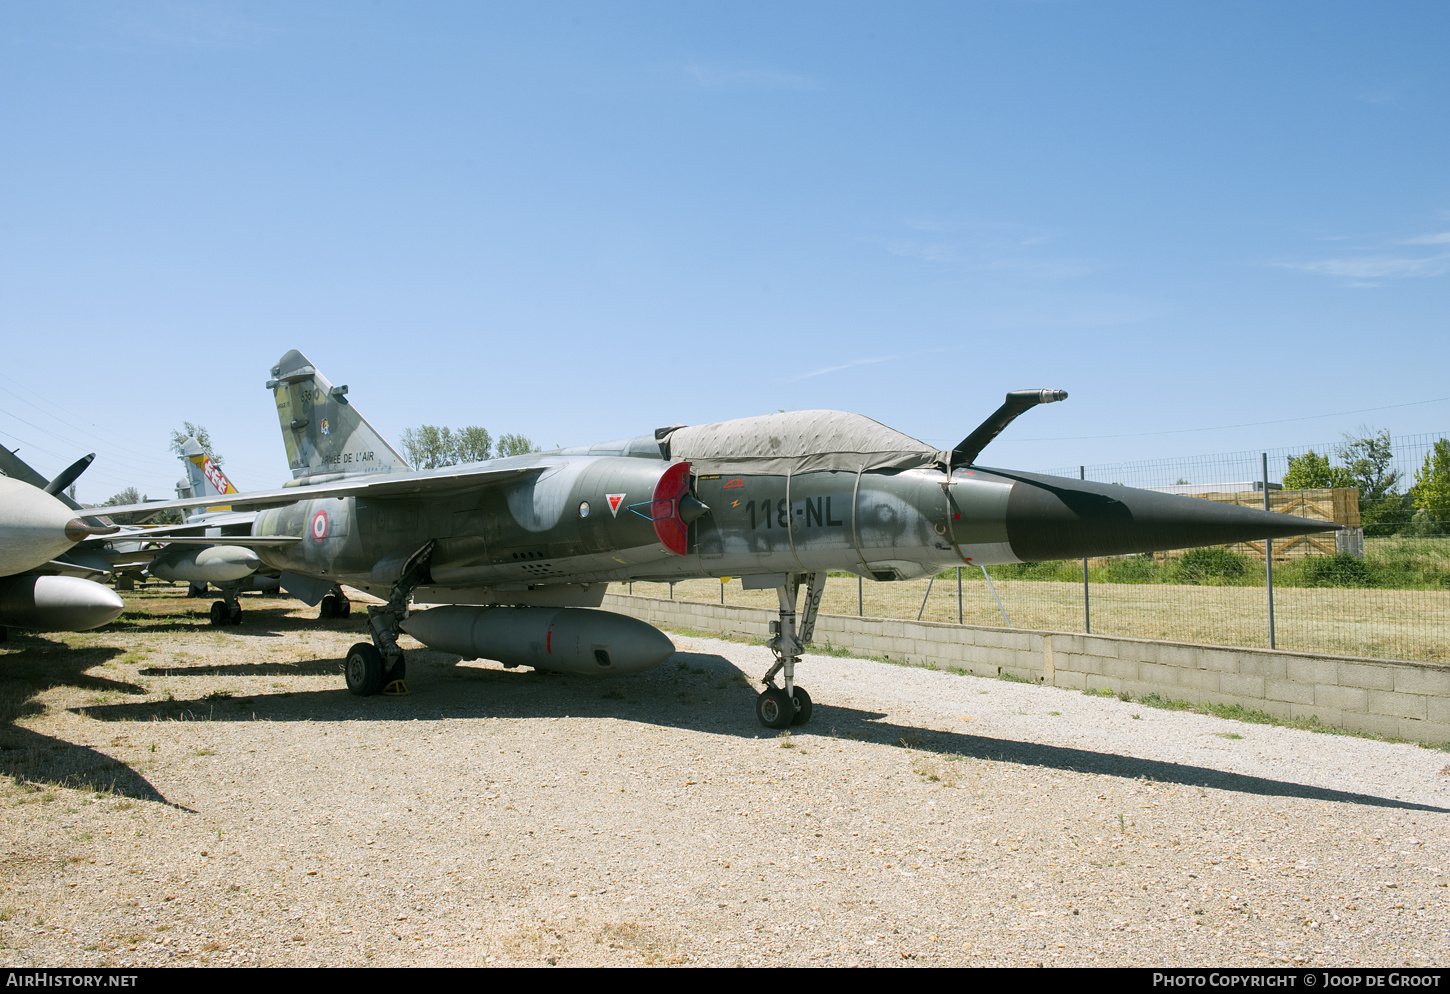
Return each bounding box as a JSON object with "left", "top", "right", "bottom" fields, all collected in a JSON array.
[
  {"left": 1263, "top": 452, "right": 1275, "bottom": 650},
  {"left": 1081, "top": 465, "right": 1091, "bottom": 634},
  {"left": 957, "top": 566, "right": 963, "bottom": 624},
  {"left": 858, "top": 574, "right": 863, "bottom": 616},
  {"left": 916, "top": 573, "right": 936, "bottom": 621}
]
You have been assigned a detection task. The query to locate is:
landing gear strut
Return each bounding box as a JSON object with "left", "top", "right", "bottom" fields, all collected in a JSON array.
[
  {"left": 755, "top": 572, "right": 824, "bottom": 729},
  {"left": 319, "top": 587, "right": 352, "bottom": 619},
  {"left": 346, "top": 542, "right": 432, "bottom": 698},
  {"left": 208, "top": 583, "right": 243, "bottom": 626}
]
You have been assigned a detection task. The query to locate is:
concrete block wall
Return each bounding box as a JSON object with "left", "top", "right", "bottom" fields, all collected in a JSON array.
[{"left": 601, "top": 593, "right": 1450, "bottom": 745}]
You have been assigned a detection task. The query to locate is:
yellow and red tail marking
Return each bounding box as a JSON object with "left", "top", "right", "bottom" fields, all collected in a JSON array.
[{"left": 189, "top": 453, "right": 238, "bottom": 511}]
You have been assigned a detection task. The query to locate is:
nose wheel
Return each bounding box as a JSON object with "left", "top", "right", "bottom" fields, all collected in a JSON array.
[
  {"left": 208, "top": 592, "right": 243, "bottom": 626},
  {"left": 756, "top": 684, "right": 812, "bottom": 729},
  {"left": 319, "top": 589, "right": 351, "bottom": 619},
  {"left": 754, "top": 573, "right": 823, "bottom": 728}
]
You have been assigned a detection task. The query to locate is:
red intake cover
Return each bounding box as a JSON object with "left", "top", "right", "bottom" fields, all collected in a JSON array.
[{"left": 650, "top": 461, "right": 692, "bottom": 556}]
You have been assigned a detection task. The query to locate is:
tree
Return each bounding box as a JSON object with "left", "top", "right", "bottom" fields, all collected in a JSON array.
[
  {"left": 168, "top": 422, "right": 223, "bottom": 465},
  {"left": 1336, "top": 428, "right": 1410, "bottom": 535},
  {"left": 103, "top": 487, "right": 141, "bottom": 508},
  {"left": 1337, "top": 429, "right": 1400, "bottom": 500},
  {"left": 100, "top": 486, "right": 180, "bottom": 525},
  {"left": 496, "top": 433, "right": 537, "bottom": 458},
  {"left": 1411, "top": 438, "right": 1450, "bottom": 523},
  {"left": 1283, "top": 449, "right": 1354, "bottom": 490},
  {"left": 454, "top": 426, "right": 492, "bottom": 464},
  {"left": 400, "top": 425, "right": 455, "bottom": 469},
  {"left": 403, "top": 425, "right": 531, "bottom": 466}
]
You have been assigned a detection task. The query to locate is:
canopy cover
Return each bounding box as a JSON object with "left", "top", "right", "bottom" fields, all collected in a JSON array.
[{"left": 664, "top": 410, "right": 947, "bottom": 477}]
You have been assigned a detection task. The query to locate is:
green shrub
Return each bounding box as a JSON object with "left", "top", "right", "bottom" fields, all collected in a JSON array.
[
  {"left": 989, "top": 560, "right": 1076, "bottom": 581},
  {"left": 1175, "top": 546, "right": 1249, "bottom": 584},
  {"left": 1101, "top": 554, "right": 1164, "bottom": 584},
  {"left": 1297, "top": 553, "right": 1374, "bottom": 588}
]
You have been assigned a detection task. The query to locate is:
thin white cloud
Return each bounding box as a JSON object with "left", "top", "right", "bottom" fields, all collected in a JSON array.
[
  {"left": 884, "top": 238, "right": 1099, "bottom": 280},
  {"left": 787, "top": 356, "right": 898, "bottom": 382},
  {"left": 877, "top": 217, "right": 1098, "bottom": 281},
  {"left": 1270, "top": 225, "right": 1450, "bottom": 286},
  {"left": 684, "top": 65, "right": 820, "bottom": 91},
  {"left": 1272, "top": 253, "right": 1450, "bottom": 283},
  {"left": 79, "top": 0, "right": 275, "bottom": 51},
  {"left": 1401, "top": 232, "right": 1450, "bottom": 245}
]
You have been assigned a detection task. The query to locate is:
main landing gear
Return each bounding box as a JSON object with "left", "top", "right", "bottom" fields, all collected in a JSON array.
[
  {"left": 319, "top": 587, "right": 352, "bottom": 619},
  {"left": 345, "top": 542, "right": 433, "bottom": 698},
  {"left": 208, "top": 584, "right": 243, "bottom": 626},
  {"left": 755, "top": 572, "right": 826, "bottom": 729}
]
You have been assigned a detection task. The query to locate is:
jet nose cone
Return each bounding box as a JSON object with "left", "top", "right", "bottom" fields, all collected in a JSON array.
[
  {"left": 64, "top": 518, "right": 120, "bottom": 542},
  {"left": 0, "top": 476, "right": 102, "bottom": 574},
  {"left": 996, "top": 470, "right": 1338, "bottom": 562}
]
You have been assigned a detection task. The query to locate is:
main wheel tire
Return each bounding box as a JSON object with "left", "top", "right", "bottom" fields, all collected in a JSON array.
[
  {"left": 789, "top": 686, "right": 813, "bottom": 726},
  {"left": 227, "top": 603, "right": 243, "bottom": 625},
  {"left": 345, "top": 642, "right": 384, "bottom": 696},
  {"left": 336, "top": 597, "right": 351, "bottom": 619},
  {"left": 319, "top": 594, "right": 337, "bottom": 619},
  {"left": 209, "top": 601, "right": 227, "bottom": 626},
  {"left": 756, "top": 687, "right": 794, "bottom": 729}
]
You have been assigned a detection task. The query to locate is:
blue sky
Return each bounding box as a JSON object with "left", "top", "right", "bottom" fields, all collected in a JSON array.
[{"left": 2, "top": 1, "right": 1447, "bottom": 503}]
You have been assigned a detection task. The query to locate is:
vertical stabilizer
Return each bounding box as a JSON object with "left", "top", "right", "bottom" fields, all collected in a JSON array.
[
  {"left": 176, "top": 437, "right": 237, "bottom": 512},
  {"left": 266, "top": 350, "right": 411, "bottom": 484}
]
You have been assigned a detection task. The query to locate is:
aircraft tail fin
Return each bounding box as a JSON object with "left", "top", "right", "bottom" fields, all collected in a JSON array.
[
  {"left": 175, "top": 437, "right": 238, "bottom": 512},
  {"left": 266, "top": 350, "right": 411, "bottom": 484}
]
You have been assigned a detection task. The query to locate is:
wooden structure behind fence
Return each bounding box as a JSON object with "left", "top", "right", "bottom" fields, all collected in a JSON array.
[{"left": 1173, "top": 487, "right": 1360, "bottom": 560}]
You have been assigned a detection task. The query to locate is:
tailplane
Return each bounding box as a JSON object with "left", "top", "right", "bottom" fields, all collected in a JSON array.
[{"left": 266, "top": 350, "right": 411, "bottom": 484}]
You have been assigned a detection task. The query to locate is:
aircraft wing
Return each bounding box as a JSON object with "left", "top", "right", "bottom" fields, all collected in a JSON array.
[
  {"left": 114, "top": 512, "right": 259, "bottom": 540},
  {"left": 31, "top": 558, "right": 113, "bottom": 578},
  {"left": 88, "top": 463, "right": 547, "bottom": 519},
  {"left": 121, "top": 535, "right": 303, "bottom": 545}
]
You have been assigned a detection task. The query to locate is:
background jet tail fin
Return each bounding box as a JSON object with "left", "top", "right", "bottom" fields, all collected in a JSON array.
[
  {"left": 266, "top": 350, "right": 412, "bottom": 483},
  {"left": 175, "top": 436, "right": 239, "bottom": 513},
  {"left": 177, "top": 436, "right": 238, "bottom": 499}
]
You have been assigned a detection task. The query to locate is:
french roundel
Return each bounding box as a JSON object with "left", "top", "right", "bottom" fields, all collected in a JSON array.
[{"left": 311, "top": 509, "right": 329, "bottom": 541}]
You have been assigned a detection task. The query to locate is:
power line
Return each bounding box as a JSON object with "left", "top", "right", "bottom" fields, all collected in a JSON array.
[{"left": 924, "top": 396, "right": 1450, "bottom": 443}]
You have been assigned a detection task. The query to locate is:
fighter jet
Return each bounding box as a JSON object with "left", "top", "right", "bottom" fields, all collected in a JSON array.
[
  {"left": 141, "top": 437, "right": 274, "bottom": 624},
  {"left": 97, "top": 352, "right": 1337, "bottom": 726},
  {"left": 0, "top": 467, "right": 124, "bottom": 635},
  {"left": 0, "top": 442, "right": 292, "bottom": 627}
]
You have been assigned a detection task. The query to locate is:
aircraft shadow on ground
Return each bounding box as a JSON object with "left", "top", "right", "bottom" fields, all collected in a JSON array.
[
  {"left": 70, "top": 647, "right": 1448, "bottom": 815},
  {"left": 0, "top": 725, "right": 182, "bottom": 808},
  {"left": 102, "top": 606, "right": 364, "bottom": 639},
  {"left": 137, "top": 660, "right": 343, "bottom": 678},
  {"left": 0, "top": 637, "right": 183, "bottom": 807}
]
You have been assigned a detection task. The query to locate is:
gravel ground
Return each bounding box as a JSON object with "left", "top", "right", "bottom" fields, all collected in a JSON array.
[{"left": 1, "top": 587, "right": 1448, "bottom": 968}]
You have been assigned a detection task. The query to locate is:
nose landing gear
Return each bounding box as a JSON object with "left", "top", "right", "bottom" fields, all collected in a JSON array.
[
  {"left": 207, "top": 584, "right": 244, "bottom": 625},
  {"left": 755, "top": 572, "right": 824, "bottom": 729}
]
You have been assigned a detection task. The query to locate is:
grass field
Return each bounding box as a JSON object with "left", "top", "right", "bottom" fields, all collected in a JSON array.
[{"left": 617, "top": 573, "right": 1450, "bottom": 664}]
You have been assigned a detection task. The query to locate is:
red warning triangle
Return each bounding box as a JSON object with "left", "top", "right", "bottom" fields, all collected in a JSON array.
[{"left": 606, "top": 493, "right": 626, "bottom": 517}]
